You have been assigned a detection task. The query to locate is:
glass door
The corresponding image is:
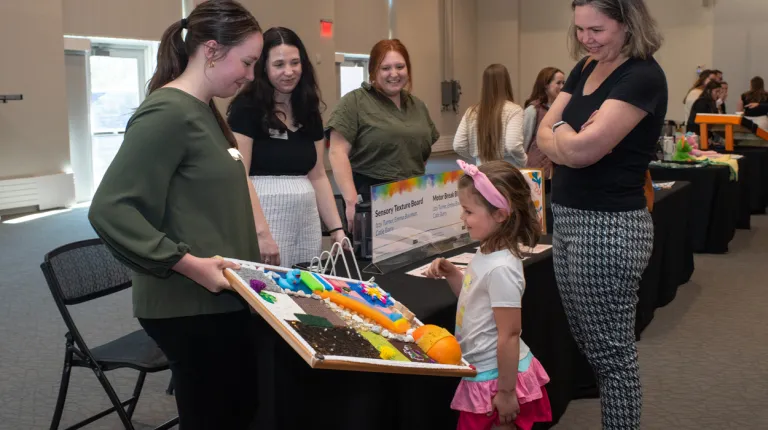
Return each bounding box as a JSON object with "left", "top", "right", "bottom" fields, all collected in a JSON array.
[{"left": 89, "top": 46, "right": 146, "bottom": 189}]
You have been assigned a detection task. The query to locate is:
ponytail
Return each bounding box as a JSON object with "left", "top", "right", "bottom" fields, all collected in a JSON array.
[
  {"left": 210, "top": 100, "right": 239, "bottom": 149},
  {"left": 147, "top": 20, "right": 188, "bottom": 96}
]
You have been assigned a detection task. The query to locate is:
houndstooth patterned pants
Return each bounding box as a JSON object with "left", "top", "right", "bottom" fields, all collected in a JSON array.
[{"left": 552, "top": 203, "right": 653, "bottom": 430}]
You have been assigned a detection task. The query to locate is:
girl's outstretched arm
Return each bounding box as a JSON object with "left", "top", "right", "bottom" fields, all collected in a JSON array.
[
  {"left": 492, "top": 307, "right": 522, "bottom": 426},
  {"left": 423, "top": 258, "right": 464, "bottom": 297}
]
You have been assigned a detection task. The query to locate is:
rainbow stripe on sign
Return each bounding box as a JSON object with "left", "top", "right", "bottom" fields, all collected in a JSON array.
[{"left": 372, "top": 170, "right": 463, "bottom": 201}]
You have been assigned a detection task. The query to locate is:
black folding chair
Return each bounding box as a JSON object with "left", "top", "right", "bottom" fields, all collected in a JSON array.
[{"left": 40, "top": 238, "right": 179, "bottom": 430}]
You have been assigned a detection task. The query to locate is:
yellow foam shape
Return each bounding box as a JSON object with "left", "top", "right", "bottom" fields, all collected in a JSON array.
[
  {"left": 318, "top": 291, "right": 411, "bottom": 334},
  {"left": 416, "top": 326, "right": 453, "bottom": 353},
  {"left": 359, "top": 331, "right": 409, "bottom": 362}
]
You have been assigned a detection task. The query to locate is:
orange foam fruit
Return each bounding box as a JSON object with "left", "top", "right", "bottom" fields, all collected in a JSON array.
[{"left": 412, "top": 324, "right": 462, "bottom": 365}]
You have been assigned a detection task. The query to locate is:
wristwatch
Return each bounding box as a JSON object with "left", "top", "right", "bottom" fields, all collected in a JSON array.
[{"left": 552, "top": 120, "right": 568, "bottom": 133}]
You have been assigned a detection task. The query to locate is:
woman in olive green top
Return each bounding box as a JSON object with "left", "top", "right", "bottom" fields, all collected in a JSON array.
[
  {"left": 328, "top": 39, "right": 439, "bottom": 229},
  {"left": 88, "top": 2, "right": 265, "bottom": 429}
]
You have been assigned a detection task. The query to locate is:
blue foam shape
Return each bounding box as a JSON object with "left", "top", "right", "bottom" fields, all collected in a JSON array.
[
  {"left": 388, "top": 312, "right": 403, "bottom": 322},
  {"left": 311, "top": 273, "right": 334, "bottom": 291}
]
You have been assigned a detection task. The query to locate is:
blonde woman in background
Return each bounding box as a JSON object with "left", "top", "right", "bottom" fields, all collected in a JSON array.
[
  {"left": 453, "top": 64, "right": 526, "bottom": 167},
  {"left": 523, "top": 66, "right": 565, "bottom": 178}
]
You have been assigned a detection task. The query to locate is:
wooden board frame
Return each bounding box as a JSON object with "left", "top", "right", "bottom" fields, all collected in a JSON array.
[{"left": 222, "top": 258, "right": 477, "bottom": 378}]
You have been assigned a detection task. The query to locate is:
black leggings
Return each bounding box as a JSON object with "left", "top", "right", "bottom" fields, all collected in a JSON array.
[{"left": 139, "top": 310, "right": 260, "bottom": 430}]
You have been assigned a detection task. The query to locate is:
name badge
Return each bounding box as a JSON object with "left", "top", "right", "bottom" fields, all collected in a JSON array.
[
  {"left": 228, "top": 148, "right": 243, "bottom": 161},
  {"left": 269, "top": 128, "right": 289, "bottom": 140}
]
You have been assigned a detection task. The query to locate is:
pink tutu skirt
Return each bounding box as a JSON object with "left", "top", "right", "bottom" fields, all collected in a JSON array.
[{"left": 451, "top": 357, "right": 552, "bottom": 430}]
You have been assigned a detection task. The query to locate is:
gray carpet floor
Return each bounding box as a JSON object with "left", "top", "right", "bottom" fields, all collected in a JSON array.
[{"left": 0, "top": 207, "right": 766, "bottom": 429}]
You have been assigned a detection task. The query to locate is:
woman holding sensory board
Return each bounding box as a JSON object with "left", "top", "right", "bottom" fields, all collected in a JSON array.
[
  {"left": 327, "top": 39, "right": 440, "bottom": 232},
  {"left": 88, "top": 1, "right": 265, "bottom": 429}
]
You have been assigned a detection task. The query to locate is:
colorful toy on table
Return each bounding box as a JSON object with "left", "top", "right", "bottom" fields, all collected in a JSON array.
[
  {"left": 277, "top": 269, "right": 312, "bottom": 294},
  {"left": 318, "top": 290, "right": 412, "bottom": 334},
  {"left": 351, "top": 282, "right": 394, "bottom": 307},
  {"left": 324, "top": 277, "right": 352, "bottom": 293},
  {"left": 250, "top": 279, "right": 266, "bottom": 294},
  {"left": 412, "top": 324, "right": 463, "bottom": 365},
  {"left": 299, "top": 271, "right": 334, "bottom": 293}
]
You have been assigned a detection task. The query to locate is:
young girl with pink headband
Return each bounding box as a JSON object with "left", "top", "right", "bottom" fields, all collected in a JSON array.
[{"left": 424, "top": 160, "right": 552, "bottom": 430}]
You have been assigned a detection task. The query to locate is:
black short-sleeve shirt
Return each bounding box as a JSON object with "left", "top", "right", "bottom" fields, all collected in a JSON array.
[
  {"left": 553, "top": 56, "right": 668, "bottom": 211},
  {"left": 228, "top": 99, "right": 324, "bottom": 176}
]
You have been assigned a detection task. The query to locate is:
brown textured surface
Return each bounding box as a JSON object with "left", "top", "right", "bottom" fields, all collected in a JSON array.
[
  {"left": 292, "top": 296, "right": 347, "bottom": 327},
  {"left": 389, "top": 340, "right": 435, "bottom": 364},
  {"left": 287, "top": 321, "right": 380, "bottom": 359}
]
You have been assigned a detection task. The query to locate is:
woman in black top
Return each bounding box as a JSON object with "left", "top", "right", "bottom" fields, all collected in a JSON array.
[
  {"left": 686, "top": 80, "right": 723, "bottom": 134},
  {"left": 228, "top": 27, "right": 346, "bottom": 267},
  {"left": 537, "top": 1, "right": 666, "bottom": 428},
  {"left": 738, "top": 76, "right": 768, "bottom": 130}
]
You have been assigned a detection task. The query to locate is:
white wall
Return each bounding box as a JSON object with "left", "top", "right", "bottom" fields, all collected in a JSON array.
[
  {"left": 518, "top": 0, "right": 717, "bottom": 122},
  {"left": 649, "top": 0, "right": 714, "bottom": 122},
  {"left": 519, "top": 0, "right": 576, "bottom": 109},
  {"left": 63, "top": 0, "right": 181, "bottom": 40},
  {"left": 0, "top": 1, "right": 70, "bottom": 179},
  {"left": 713, "top": 0, "right": 768, "bottom": 111},
  {"left": 334, "top": 0, "right": 389, "bottom": 55},
  {"left": 478, "top": 0, "right": 522, "bottom": 98}
]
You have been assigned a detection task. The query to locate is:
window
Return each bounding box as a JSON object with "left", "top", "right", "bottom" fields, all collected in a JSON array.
[
  {"left": 337, "top": 53, "right": 370, "bottom": 98},
  {"left": 87, "top": 42, "right": 157, "bottom": 189}
]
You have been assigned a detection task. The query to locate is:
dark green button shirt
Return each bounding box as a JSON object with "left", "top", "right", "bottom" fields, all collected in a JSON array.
[
  {"left": 88, "top": 88, "right": 260, "bottom": 319},
  {"left": 327, "top": 83, "right": 439, "bottom": 182}
]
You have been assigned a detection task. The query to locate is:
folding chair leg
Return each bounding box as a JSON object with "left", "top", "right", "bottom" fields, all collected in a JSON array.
[
  {"left": 92, "top": 367, "right": 135, "bottom": 430},
  {"left": 126, "top": 372, "right": 146, "bottom": 420},
  {"left": 50, "top": 350, "right": 73, "bottom": 430},
  {"left": 165, "top": 376, "right": 174, "bottom": 396}
]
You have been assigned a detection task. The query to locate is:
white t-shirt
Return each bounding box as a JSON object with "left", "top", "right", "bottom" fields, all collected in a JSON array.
[{"left": 455, "top": 248, "right": 530, "bottom": 373}]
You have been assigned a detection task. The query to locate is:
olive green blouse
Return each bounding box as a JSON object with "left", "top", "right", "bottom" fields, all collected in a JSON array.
[
  {"left": 327, "top": 82, "right": 439, "bottom": 182},
  {"left": 88, "top": 88, "right": 261, "bottom": 319}
]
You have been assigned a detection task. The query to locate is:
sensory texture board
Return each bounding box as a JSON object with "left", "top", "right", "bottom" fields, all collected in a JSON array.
[{"left": 223, "top": 258, "right": 476, "bottom": 377}]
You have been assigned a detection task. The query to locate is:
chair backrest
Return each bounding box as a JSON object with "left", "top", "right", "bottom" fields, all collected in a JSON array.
[{"left": 41, "top": 238, "right": 132, "bottom": 306}]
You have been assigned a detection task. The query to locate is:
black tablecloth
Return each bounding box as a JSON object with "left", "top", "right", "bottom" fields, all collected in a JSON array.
[
  {"left": 255, "top": 245, "right": 585, "bottom": 430},
  {"left": 635, "top": 181, "right": 695, "bottom": 336},
  {"left": 649, "top": 164, "right": 735, "bottom": 253},
  {"left": 732, "top": 146, "right": 768, "bottom": 213},
  {"left": 734, "top": 156, "right": 752, "bottom": 229}
]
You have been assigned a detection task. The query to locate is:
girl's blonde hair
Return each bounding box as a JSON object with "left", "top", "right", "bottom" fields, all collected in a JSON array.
[{"left": 458, "top": 161, "right": 541, "bottom": 258}]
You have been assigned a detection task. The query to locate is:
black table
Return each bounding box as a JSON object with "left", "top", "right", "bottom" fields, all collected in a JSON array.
[
  {"left": 732, "top": 146, "right": 768, "bottom": 213},
  {"left": 649, "top": 164, "right": 736, "bottom": 253},
  {"left": 635, "top": 181, "right": 695, "bottom": 336},
  {"left": 254, "top": 244, "right": 586, "bottom": 430}
]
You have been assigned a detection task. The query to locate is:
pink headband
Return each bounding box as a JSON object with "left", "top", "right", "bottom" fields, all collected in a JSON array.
[{"left": 457, "top": 160, "right": 509, "bottom": 213}]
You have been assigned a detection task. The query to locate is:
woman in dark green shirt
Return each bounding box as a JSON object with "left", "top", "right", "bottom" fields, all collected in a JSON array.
[
  {"left": 327, "top": 39, "right": 439, "bottom": 230},
  {"left": 88, "top": 2, "right": 264, "bottom": 429}
]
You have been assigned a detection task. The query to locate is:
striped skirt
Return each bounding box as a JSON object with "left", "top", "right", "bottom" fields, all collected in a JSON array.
[{"left": 250, "top": 175, "right": 322, "bottom": 268}]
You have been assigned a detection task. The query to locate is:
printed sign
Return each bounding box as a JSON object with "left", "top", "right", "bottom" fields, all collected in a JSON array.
[
  {"left": 371, "top": 171, "right": 464, "bottom": 262},
  {"left": 371, "top": 168, "right": 547, "bottom": 264}
]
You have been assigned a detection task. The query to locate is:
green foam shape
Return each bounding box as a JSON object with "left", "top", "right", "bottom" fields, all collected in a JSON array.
[
  {"left": 299, "top": 271, "right": 326, "bottom": 292},
  {"left": 295, "top": 313, "right": 334, "bottom": 328}
]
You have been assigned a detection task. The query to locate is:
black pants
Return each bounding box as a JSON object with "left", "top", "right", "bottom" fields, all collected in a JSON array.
[{"left": 139, "top": 310, "right": 260, "bottom": 430}]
